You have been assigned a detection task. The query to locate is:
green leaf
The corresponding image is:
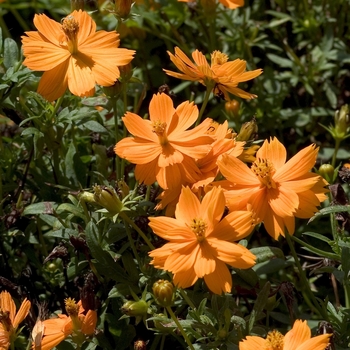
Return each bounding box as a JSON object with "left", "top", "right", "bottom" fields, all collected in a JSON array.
[
  {"left": 309, "top": 205, "right": 350, "bottom": 222},
  {"left": 85, "top": 221, "right": 129, "bottom": 282},
  {"left": 22, "top": 202, "right": 58, "bottom": 216},
  {"left": 83, "top": 120, "right": 108, "bottom": 133},
  {"left": 3, "top": 38, "right": 19, "bottom": 69},
  {"left": 248, "top": 282, "right": 270, "bottom": 333},
  {"left": 250, "top": 246, "right": 285, "bottom": 263},
  {"left": 266, "top": 53, "right": 293, "bottom": 68}
]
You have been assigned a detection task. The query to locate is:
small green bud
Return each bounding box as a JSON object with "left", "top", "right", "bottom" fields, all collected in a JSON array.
[
  {"left": 152, "top": 280, "right": 174, "bottom": 307},
  {"left": 93, "top": 185, "right": 123, "bottom": 215},
  {"left": 121, "top": 300, "right": 149, "bottom": 317},
  {"left": 319, "top": 164, "right": 334, "bottom": 183},
  {"left": 236, "top": 118, "right": 258, "bottom": 142},
  {"left": 79, "top": 191, "right": 95, "bottom": 204}
]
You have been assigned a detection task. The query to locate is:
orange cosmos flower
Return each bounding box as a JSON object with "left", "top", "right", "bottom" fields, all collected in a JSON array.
[
  {"left": 149, "top": 186, "right": 256, "bottom": 294},
  {"left": 37, "top": 298, "right": 97, "bottom": 350},
  {"left": 239, "top": 319, "right": 331, "bottom": 350},
  {"left": 22, "top": 10, "right": 135, "bottom": 102},
  {"left": 217, "top": 137, "right": 328, "bottom": 240},
  {"left": 178, "top": 0, "right": 244, "bottom": 10},
  {"left": 114, "top": 93, "right": 213, "bottom": 189},
  {"left": 164, "top": 47, "right": 262, "bottom": 100},
  {"left": 155, "top": 120, "right": 244, "bottom": 216},
  {"left": 0, "top": 290, "right": 31, "bottom": 350}
]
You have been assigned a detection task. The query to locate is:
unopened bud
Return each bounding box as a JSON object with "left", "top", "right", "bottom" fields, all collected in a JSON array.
[
  {"left": 93, "top": 185, "right": 123, "bottom": 215},
  {"left": 334, "top": 104, "right": 350, "bottom": 140},
  {"left": 152, "top": 280, "right": 174, "bottom": 307},
  {"left": 121, "top": 300, "right": 149, "bottom": 317},
  {"left": 319, "top": 164, "right": 334, "bottom": 183},
  {"left": 79, "top": 191, "right": 95, "bottom": 204},
  {"left": 236, "top": 118, "right": 258, "bottom": 142},
  {"left": 117, "top": 180, "right": 130, "bottom": 199},
  {"left": 225, "top": 99, "right": 240, "bottom": 119},
  {"left": 115, "top": 0, "right": 133, "bottom": 19}
]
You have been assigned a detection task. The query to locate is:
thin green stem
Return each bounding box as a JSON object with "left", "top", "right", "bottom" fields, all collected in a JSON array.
[
  {"left": 179, "top": 289, "right": 196, "bottom": 310},
  {"left": 119, "top": 211, "right": 155, "bottom": 250},
  {"left": 112, "top": 98, "right": 120, "bottom": 179},
  {"left": 285, "top": 232, "right": 328, "bottom": 320},
  {"left": 166, "top": 306, "right": 195, "bottom": 350},
  {"left": 196, "top": 87, "right": 213, "bottom": 126},
  {"left": 331, "top": 138, "right": 341, "bottom": 168},
  {"left": 37, "top": 217, "right": 48, "bottom": 257},
  {"left": 124, "top": 219, "right": 141, "bottom": 264}
]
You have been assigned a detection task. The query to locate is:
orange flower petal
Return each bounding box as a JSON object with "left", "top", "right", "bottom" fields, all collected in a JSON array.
[
  {"left": 149, "top": 93, "right": 175, "bottom": 125},
  {"left": 256, "top": 137, "right": 286, "bottom": 169},
  {"left": 72, "top": 10, "right": 96, "bottom": 44},
  {"left": 116, "top": 138, "right": 161, "bottom": 164},
  {"left": 239, "top": 336, "right": 266, "bottom": 350},
  {"left": 67, "top": 56, "right": 95, "bottom": 97},
  {"left": 149, "top": 217, "right": 193, "bottom": 241},
  {"left": 0, "top": 291, "right": 16, "bottom": 323},
  {"left": 173, "top": 268, "right": 198, "bottom": 289},
  {"left": 275, "top": 144, "right": 318, "bottom": 182},
  {"left": 213, "top": 210, "right": 254, "bottom": 241},
  {"left": 268, "top": 185, "right": 299, "bottom": 217},
  {"left": 37, "top": 61, "right": 69, "bottom": 101},
  {"left": 218, "top": 153, "right": 259, "bottom": 186},
  {"left": 164, "top": 242, "right": 200, "bottom": 273},
  {"left": 193, "top": 241, "right": 216, "bottom": 277},
  {"left": 13, "top": 298, "right": 31, "bottom": 328},
  {"left": 21, "top": 35, "right": 70, "bottom": 71},
  {"left": 201, "top": 186, "right": 226, "bottom": 232},
  {"left": 121, "top": 113, "right": 156, "bottom": 141},
  {"left": 135, "top": 161, "right": 157, "bottom": 185},
  {"left": 175, "top": 186, "right": 201, "bottom": 225},
  {"left": 32, "top": 13, "right": 62, "bottom": 45},
  {"left": 203, "top": 260, "right": 232, "bottom": 294},
  {"left": 81, "top": 310, "right": 97, "bottom": 335}
]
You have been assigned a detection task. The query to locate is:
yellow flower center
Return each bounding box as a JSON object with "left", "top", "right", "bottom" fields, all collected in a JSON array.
[
  {"left": 61, "top": 15, "right": 79, "bottom": 54},
  {"left": 211, "top": 51, "right": 229, "bottom": 66},
  {"left": 264, "top": 330, "right": 284, "bottom": 350},
  {"left": 65, "top": 297, "right": 79, "bottom": 317},
  {"left": 190, "top": 218, "right": 207, "bottom": 242},
  {"left": 251, "top": 158, "right": 277, "bottom": 189},
  {"left": 152, "top": 120, "right": 168, "bottom": 145}
]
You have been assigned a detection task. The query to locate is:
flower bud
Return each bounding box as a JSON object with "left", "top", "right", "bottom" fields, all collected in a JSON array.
[
  {"left": 319, "top": 164, "right": 334, "bottom": 183},
  {"left": 334, "top": 104, "right": 350, "bottom": 140},
  {"left": 93, "top": 185, "right": 123, "bottom": 215},
  {"left": 121, "top": 300, "right": 149, "bottom": 317},
  {"left": 70, "top": 0, "right": 84, "bottom": 11},
  {"left": 152, "top": 280, "right": 174, "bottom": 307},
  {"left": 115, "top": 0, "right": 133, "bottom": 19},
  {"left": 225, "top": 99, "right": 240, "bottom": 119},
  {"left": 79, "top": 191, "right": 95, "bottom": 204},
  {"left": 117, "top": 180, "right": 130, "bottom": 199},
  {"left": 236, "top": 118, "right": 258, "bottom": 142}
]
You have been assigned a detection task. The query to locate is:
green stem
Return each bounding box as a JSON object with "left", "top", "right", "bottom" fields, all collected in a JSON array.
[
  {"left": 196, "top": 87, "right": 212, "bottom": 126},
  {"left": 331, "top": 138, "right": 341, "bottom": 168},
  {"left": 119, "top": 212, "right": 155, "bottom": 250},
  {"left": 166, "top": 306, "right": 195, "bottom": 350},
  {"left": 179, "top": 289, "right": 196, "bottom": 310},
  {"left": 112, "top": 98, "right": 120, "bottom": 179},
  {"left": 124, "top": 219, "right": 141, "bottom": 264},
  {"left": 37, "top": 217, "right": 48, "bottom": 258},
  {"left": 285, "top": 232, "right": 328, "bottom": 320}
]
